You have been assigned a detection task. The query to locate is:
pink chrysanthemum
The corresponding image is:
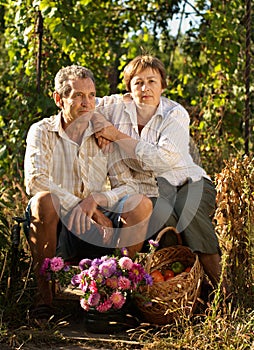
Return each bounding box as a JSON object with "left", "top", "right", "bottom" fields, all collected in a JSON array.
[
  {"left": 118, "top": 257, "right": 133, "bottom": 270},
  {"left": 80, "top": 274, "right": 89, "bottom": 292},
  {"left": 96, "top": 299, "right": 112, "bottom": 312},
  {"left": 50, "top": 257, "right": 64, "bottom": 272},
  {"left": 118, "top": 276, "right": 131, "bottom": 290},
  {"left": 144, "top": 273, "right": 153, "bottom": 286},
  {"left": 99, "top": 259, "right": 117, "bottom": 278},
  {"left": 88, "top": 292, "right": 100, "bottom": 306},
  {"left": 63, "top": 264, "right": 70, "bottom": 272},
  {"left": 80, "top": 298, "right": 90, "bottom": 311},
  {"left": 110, "top": 291, "right": 126, "bottom": 309},
  {"left": 121, "top": 247, "right": 129, "bottom": 256},
  {"left": 89, "top": 280, "right": 98, "bottom": 293},
  {"left": 148, "top": 239, "right": 159, "bottom": 248},
  {"left": 129, "top": 263, "right": 145, "bottom": 283},
  {"left": 91, "top": 258, "right": 103, "bottom": 266},
  {"left": 105, "top": 276, "right": 118, "bottom": 289},
  {"left": 71, "top": 273, "right": 82, "bottom": 287},
  {"left": 87, "top": 265, "right": 99, "bottom": 278},
  {"left": 45, "top": 272, "right": 51, "bottom": 281},
  {"left": 74, "top": 255, "right": 152, "bottom": 314}
]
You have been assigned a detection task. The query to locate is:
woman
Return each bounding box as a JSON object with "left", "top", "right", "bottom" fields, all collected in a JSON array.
[{"left": 93, "top": 55, "right": 227, "bottom": 294}]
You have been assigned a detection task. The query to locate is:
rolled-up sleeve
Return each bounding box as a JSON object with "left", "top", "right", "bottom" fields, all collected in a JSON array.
[{"left": 24, "top": 122, "right": 81, "bottom": 212}]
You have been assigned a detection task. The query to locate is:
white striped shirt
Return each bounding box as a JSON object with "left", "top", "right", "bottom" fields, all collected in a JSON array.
[
  {"left": 24, "top": 112, "right": 138, "bottom": 214},
  {"left": 97, "top": 95, "right": 209, "bottom": 191}
]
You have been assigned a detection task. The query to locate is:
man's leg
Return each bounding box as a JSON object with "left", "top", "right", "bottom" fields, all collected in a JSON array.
[
  {"left": 117, "top": 194, "right": 153, "bottom": 258},
  {"left": 28, "top": 191, "right": 60, "bottom": 306}
]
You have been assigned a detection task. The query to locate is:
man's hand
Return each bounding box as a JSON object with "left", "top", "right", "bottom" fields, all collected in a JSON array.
[
  {"left": 67, "top": 194, "right": 113, "bottom": 245},
  {"left": 92, "top": 209, "right": 114, "bottom": 245},
  {"left": 67, "top": 195, "right": 98, "bottom": 235}
]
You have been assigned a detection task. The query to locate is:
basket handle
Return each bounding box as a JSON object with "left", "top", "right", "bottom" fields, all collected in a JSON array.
[
  {"left": 155, "top": 226, "right": 182, "bottom": 246},
  {"left": 144, "top": 227, "right": 183, "bottom": 274},
  {"left": 143, "top": 226, "right": 182, "bottom": 274}
]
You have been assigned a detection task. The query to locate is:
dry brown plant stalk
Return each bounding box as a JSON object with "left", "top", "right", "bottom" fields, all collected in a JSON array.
[{"left": 214, "top": 155, "right": 254, "bottom": 302}]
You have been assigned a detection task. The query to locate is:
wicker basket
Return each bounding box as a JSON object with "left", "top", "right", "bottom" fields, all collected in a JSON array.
[{"left": 135, "top": 227, "right": 204, "bottom": 325}]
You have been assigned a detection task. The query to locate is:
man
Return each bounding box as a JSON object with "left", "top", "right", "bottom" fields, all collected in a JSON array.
[{"left": 24, "top": 65, "right": 152, "bottom": 318}]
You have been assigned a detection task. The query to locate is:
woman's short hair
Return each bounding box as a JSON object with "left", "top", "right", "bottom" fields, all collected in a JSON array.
[
  {"left": 123, "top": 55, "right": 167, "bottom": 91},
  {"left": 54, "top": 65, "right": 95, "bottom": 98}
]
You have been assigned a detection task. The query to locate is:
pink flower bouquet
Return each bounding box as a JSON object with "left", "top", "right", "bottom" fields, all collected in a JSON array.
[
  {"left": 71, "top": 251, "right": 153, "bottom": 313},
  {"left": 40, "top": 256, "right": 76, "bottom": 287}
]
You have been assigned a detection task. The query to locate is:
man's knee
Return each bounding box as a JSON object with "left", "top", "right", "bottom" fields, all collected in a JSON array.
[
  {"left": 124, "top": 194, "right": 153, "bottom": 213},
  {"left": 124, "top": 194, "right": 152, "bottom": 219},
  {"left": 30, "top": 191, "right": 60, "bottom": 223},
  {"left": 137, "top": 195, "right": 153, "bottom": 215}
]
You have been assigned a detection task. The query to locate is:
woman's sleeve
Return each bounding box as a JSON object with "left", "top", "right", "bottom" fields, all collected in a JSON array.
[{"left": 134, "top": 106, "right": 190, "bottom": 174}]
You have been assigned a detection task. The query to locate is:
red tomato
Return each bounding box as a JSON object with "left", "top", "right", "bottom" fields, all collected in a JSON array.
[
  {"left": 151, "top": 270, "right": 164, "bottom": 283},
  {"left": 185, "top": 266, "right": 192, "bottom": 273},
  {"left": 164, "top": 270, "right": 175, "bottom": 281}
]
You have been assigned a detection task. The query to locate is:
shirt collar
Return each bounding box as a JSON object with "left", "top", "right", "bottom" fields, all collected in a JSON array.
[
  {"left": 48, "top": 112, "right": 62, "bottom": 132},
  {"left": 49, "top": 112, "right": 94, "bottom": 138},
  {"left": 155, "top": 99, "right": 164, "bottom": 118},
  {"left": 124, "top": 95, "right": 165, "bottom": 119},
  {"left": 123, "top": 98, "right": 138, "bottom": 125}
]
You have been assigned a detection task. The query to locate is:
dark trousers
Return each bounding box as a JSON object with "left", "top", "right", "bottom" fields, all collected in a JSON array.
[{"left": 147, "top": 177, "right": 220, "bottom": 254}]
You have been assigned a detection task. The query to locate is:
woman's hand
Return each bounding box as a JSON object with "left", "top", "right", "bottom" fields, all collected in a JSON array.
[
  {"left": 95, "top": 124, "right": 119, "bottom": 142},
  {"left": 92, "top": 111, "right": 135, "bottom": 157},
  {"left": 92, "top": 112, "right": 112, "bottom": 133},
  {"left": 92, "top": 112, "right": 120, "bottom": 142},
  {"left": 96, "top": 135, "right": 114, "bottom": 153}
]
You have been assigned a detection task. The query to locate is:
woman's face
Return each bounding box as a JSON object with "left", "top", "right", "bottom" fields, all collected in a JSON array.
[{"left": 130, "top": 67, "right": 164, "bottom": 106}]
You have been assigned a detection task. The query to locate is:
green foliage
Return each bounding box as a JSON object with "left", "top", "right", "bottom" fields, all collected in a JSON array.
[
  {"left": 0, "top": 2, "right": 253, "bottom": 345},
  {"left": 0, "top": 0, "right": 183, "bottom": 199},
  {"left": 1, "top": 0, "right": 251, "bottom": 186},
  {"left": 170, "top": 0, "right": 253, "bottom": 173}
]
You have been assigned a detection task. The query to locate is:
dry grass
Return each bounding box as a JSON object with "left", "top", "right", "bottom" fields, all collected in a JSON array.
[{"left": 129, "top": 308, "right": 254, "bottom": 349}]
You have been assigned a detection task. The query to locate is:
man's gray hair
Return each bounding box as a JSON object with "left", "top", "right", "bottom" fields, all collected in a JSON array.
[{"left": 54, "top": 65, "right": 95, "bottom": 97}]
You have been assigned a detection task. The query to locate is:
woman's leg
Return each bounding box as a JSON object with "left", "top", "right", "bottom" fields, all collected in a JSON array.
[{"left": 174, "top": 178, "right": 228, "bottom": 293}]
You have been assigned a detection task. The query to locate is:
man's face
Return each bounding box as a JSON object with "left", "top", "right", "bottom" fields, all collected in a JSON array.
[{"left": 59, "top": 77, "right": 96, "bottom": 128}]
